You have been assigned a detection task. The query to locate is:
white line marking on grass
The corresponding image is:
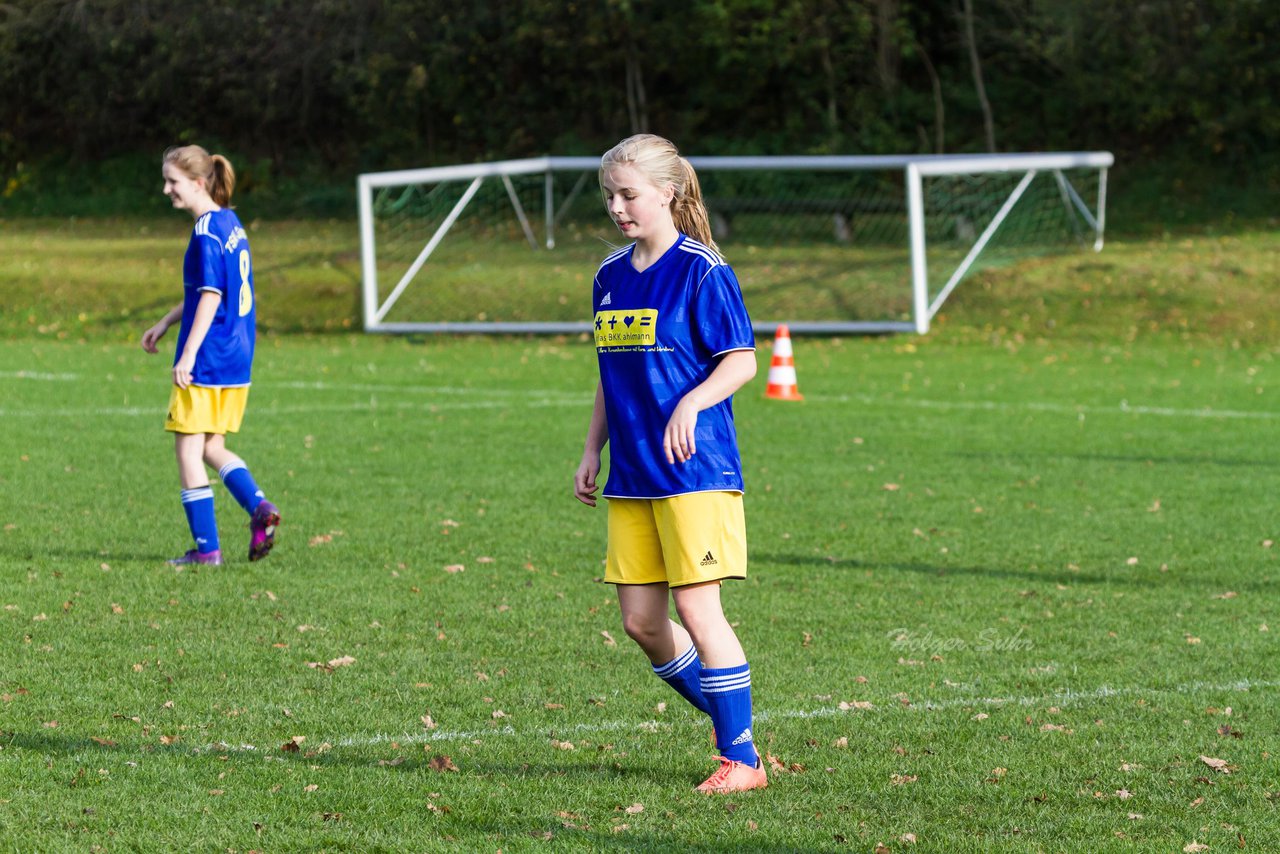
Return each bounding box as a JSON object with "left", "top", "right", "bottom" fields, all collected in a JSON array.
[
  {"left": 0, "top": 406, "right": 153, "bottom": 417},
  {"left": 0, "top": 370, "right": 80, "bottom": 381},
  {"left": 273, "top": 380, "right": 576, "bottom": 398},
  {"left": 316, "top": 677, "right": 1280, "bottom": 751},
  {"left": 809, "top": 394, "right": 1280, "bottom": 421},
  {"left": 0, "top": 398, "right": 587, "bottom": 419}
]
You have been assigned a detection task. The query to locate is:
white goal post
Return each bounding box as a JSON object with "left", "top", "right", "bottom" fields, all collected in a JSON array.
[{"left": 358, "top": 152, "right": 1112, "bottom": 335}]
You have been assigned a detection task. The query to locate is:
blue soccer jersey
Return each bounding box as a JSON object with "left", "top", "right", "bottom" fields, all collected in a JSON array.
[
  {"left": 594, "top": 234, "right": 755, "bottom": 499},
  {"left": 175, "top": 209, "right": 255, "bottom": 387}
]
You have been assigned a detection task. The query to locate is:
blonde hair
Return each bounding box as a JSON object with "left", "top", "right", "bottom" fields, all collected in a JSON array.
[
  {"left": 163, "top": 145, "right": 236, "bottom": 208},
  {"left": 600, "top": 134, "right": 718, "bottom": 253}
]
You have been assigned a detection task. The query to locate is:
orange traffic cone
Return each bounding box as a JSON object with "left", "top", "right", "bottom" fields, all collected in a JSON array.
[{"left": 764, "top": 324, "right": 804, "bottom": 401}]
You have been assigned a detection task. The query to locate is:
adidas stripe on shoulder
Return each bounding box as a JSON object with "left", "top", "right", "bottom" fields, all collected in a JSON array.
[
  {"left": 679, "top": 237, "right": 724, "bottom": 267},
  {"left": 596, "top": 244, "right": 632, "bottom": 275}
]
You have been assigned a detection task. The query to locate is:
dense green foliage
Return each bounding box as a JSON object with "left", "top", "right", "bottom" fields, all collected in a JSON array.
[{"left": 2, "top": 0, "right": 1277, "bottom": 216}]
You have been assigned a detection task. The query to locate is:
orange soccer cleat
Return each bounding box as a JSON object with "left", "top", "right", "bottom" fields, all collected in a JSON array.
[{"left": 695, "top": 755, "right": 768, "bottom": 794}]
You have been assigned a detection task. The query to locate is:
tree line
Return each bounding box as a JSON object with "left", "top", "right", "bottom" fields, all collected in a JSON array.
[{"left": 1, "top": 0, "right": 1276, "bottom": 180}]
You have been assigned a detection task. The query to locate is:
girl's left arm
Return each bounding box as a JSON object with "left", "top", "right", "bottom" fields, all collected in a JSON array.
[
  {"left": 663, "top": 349, "right": 757, "bottom": 464},
  {"left": 172, "top": 291, "right": 222, "bottom": 389}
]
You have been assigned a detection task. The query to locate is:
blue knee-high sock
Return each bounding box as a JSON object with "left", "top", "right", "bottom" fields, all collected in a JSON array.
[
  {"left": 701, "top": 663, "right": 756, "bottom": 765},
  {"left": 218, "top": 460, "right": 264, "bottom": 515},
  {"left": 180, "top": 486, "right": 220, "bottom": 554},
  {"left": 652, "top": 645, "right": 711, "bottom": 716}
]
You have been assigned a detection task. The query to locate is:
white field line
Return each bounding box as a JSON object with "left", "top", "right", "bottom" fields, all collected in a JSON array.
[
  {"left": 807, "top": 393, "right": 1280, "bottom": 421},
  {"left": 0, "top": 370, "right": 80, "bottom": 381},
  {"left": 4, "top": 368, "right": 1273, "bottom": 421},
  {"left": 239, "top": 677, "right": 1275, "bottom": 752},
  {"left": 0, "top": 397, "right": 586, "bottom": 418}
]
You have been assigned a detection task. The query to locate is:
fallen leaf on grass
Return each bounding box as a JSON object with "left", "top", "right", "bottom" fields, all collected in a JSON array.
[
  {"left": 552, "top": 740, "right": 575, "bottom": 750},
  {"left": 900, "top": 833, "right": 917, "bottom": 844},
  {"left": 303, "top": 784, "right": 319, "bottom": 792},
  {"left": 421, "top": 714, "right": 437, "bottom": 729},
  {"left": 1199, "top": 755, "right": 1232, "bottom": 774},
  {"left": 623, "top": 803, "right": 644, "bottom": 814},
  {"left": 1183, "top": 843, "right": 1209, "bottom": 853},
  {"left": 442, "top": 564, "right": 465, "bottom": 573},
  {"left": 601, "top": 630, "right": 617, "bottom": 647},
  {"left": 428, "top": 755, "right": 458, "bottom": 772},
  {"left": 306, "top": 655, "right": 356, "bottom": 673},
  {"left": 890, "top": 774, "right": 918, "bottom": 785},
  {"left": 426, "top": 802, "right": 451, "bottom": 815},
  {"left": 839, "top": 700, "right": 874, "bottom": 711},
  {"left": 1211, "top": 591, "right": 1238, "bottom": 600},
  {"left": 281, "top": 736, "right": 306, "bottom": 752},
  {"left": 765, "top": 752, "right": 805, "bottom": 774}
]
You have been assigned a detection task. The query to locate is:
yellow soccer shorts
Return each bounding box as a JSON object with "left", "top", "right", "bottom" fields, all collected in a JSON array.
[
  {"left": 164, "top": 385, "right": 249, "bottom": 435},
  {"left": 605, "top": 491, "right": 747, "bottom": 588}
]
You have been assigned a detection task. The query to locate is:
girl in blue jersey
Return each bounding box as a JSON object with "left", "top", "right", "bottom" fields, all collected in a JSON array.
[
  {"left": 573, "top": 134, "right": 765, "bottom": 794},
  {"left": 141, "top": 145, "right": 279, "bottom": 566}
]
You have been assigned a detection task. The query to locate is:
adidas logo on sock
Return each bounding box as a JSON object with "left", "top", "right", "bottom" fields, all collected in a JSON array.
[
  {"left": 731, "top": 728, "right": 753, "bottom": 746},
  {"left": 600, "top": 291, "right": 612, "bottom": 306},
  {"left": 700, "top": 550, "right": 717, "bottom": 566}
]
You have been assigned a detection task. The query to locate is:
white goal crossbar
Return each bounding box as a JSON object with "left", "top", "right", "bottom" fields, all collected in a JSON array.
[{"left": 358, "top": 152, "right": 1113, "bottom": 335}]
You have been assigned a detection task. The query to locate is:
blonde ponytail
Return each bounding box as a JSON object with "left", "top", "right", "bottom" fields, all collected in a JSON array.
[
  {"left": 671, "top": 157, "right": 717, "bottom": 253},
  {"left": 208, "top": 155, "right": 236, "bottom": 208}
]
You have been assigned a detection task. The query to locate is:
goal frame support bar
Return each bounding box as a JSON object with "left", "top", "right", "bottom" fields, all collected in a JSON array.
[{"left": 358, "top": 152, "right": 1113, "bottom": 335}]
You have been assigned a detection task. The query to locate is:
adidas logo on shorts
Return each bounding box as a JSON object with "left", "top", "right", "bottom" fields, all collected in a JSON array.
[
  {"left": 731, "top": 728, "right": 753, "bottom": 746},
  {"left": 700, "top": 550, "right": 717, "bottom": 566}
]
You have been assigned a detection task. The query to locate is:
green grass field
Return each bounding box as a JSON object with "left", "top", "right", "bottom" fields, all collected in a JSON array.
[{"left": 1, "top": 217, "right": 1278, "bottom": 851}]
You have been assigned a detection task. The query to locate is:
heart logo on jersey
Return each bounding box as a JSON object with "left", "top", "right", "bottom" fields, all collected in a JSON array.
[{"left": 623, "top": 315, "right": 635, "bottom": 327}]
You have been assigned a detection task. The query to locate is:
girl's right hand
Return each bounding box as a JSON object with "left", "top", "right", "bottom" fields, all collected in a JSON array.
[
  {"left": 141, "top": 322, "right": 168, "bottom": 353},
  {"left": 573, "top": 453, "right": 601, "bottom": 506}
]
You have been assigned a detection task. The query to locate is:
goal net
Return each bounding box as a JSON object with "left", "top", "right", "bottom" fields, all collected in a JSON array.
[{"left": 358, "top": 152, "right": 1111, "bottom": 335}]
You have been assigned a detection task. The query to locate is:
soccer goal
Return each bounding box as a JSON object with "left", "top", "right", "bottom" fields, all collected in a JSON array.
[{"left": 357, "top": 151, "right": 1112, "bottom": 335}]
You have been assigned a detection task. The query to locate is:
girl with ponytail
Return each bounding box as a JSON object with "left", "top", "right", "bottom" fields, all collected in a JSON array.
[
  {"left": 574, "top": 134, "right": 765, "bottom": 794},
  {"left": 141, "top": 145, "right": 280, "bottom": 566}
]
